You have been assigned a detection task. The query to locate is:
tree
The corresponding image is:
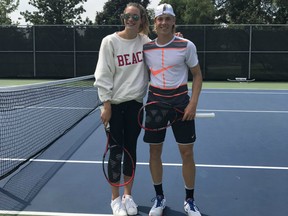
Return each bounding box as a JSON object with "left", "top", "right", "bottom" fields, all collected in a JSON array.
[
  {"left": 95, "top": 0, "right": 150, "bottom": 25},
  {"left": 272, "top": 0, "right": 288, "bottom": 23},
  {"left": 183, "top": 0, "right": 216, "bottom": 24},
  {"left": 215, "top": 0, "right": 268, "bottom": 24},
  {"left": 0, "top": 0, "right": 19, "bottom": 24},
  {"left": 20, "top": 0, "right": 89, "bottom": 25},
  {"left": 159, "top": 0, "right": 216, "bottom": 24},
  {"left": 215, "top": 0, "right": 288, "bottom": 24}
]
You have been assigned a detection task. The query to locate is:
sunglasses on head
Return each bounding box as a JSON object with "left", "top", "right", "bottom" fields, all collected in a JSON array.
[{"left": 121, "top": 13, "right": 140, "bottom": 21}]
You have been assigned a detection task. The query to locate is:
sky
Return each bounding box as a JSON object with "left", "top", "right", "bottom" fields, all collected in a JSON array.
[{"left": 10, "top": 0, "right": 161, "bottom": 25}]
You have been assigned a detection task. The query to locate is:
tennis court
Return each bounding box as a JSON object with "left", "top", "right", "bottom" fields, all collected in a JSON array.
[{"left": 0, "top": 80, "right": 287, "bottom": 216}]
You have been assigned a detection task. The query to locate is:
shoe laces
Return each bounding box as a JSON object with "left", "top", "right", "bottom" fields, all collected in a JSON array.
[
  {"left": 185, "top": 198, "right": 199, "bottom": 212},
  {"left": 124, "top": 196, "right": 137, "bottom": 209},
  {"left": 112, "top": 199, "right": 125, "bottom": 212},
  {"left": 151, "top": 195, "right": 164, "bottom": 208}
]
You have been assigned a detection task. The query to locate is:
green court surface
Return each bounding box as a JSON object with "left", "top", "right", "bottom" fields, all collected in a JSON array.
[
  {"left": 201, "top": 81, "right": 288, "bottom": 90},
  {"left": 0, "top": 79, "right": 55, "bottom": 87},
  {"left": 0, "top": 79, "right": 287, "bottom": 90}
]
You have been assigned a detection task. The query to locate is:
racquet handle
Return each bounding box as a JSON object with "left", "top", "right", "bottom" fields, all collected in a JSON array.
[
  {"left": 99, "top": 105, "right": 110, "bottom": 131},
  {"left": 195, "top": 112, "right": 215, "bottom": 118}
]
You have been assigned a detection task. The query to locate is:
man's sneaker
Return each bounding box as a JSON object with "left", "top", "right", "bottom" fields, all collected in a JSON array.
[
  {"left": 149, "top": 195, "right": 166, "bottom": 216},
  {"left": 111, "top": 196, "right": 127, "bottom": 216},
  {"left": 122, "top": 195, "right": 138, "bottom": 215},
  {"left": 184, "top": 198, "right": 201, "bottom": 216}
]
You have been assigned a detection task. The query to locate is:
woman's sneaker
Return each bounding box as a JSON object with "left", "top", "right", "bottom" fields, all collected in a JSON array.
[
  {"left": 149, "top": 195, "right": 166, "bottom": 216},
  {"left": 122, "top": 195, "right": 138, "bottom": 215},
  {"left": 111, "top": 196, "right": 127, "bottom": 216},
  {"left": 184, "top": 198, "right": 201, "bottom": 216}
]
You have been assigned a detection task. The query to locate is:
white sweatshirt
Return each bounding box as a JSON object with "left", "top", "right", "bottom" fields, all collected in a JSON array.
[{"left": 94, "top": 32, "right": 150, "bottom": 104}]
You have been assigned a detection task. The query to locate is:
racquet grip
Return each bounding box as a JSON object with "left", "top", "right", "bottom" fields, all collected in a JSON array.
[
  {"left": 195, "top": 113, "right": 215, "bottom": 118},
  {"left": 100, "top": 105, "right": 110, "bottom": 131}
]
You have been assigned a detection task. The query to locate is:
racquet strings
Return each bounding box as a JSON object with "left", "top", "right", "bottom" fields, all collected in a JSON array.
[
  {"left": 103, "top": 128, "right": 135, "bottom": 187},
  {"left": 142, "top": 102, "right": 183, "bottom": 131},
  {"left": 106, "top": 146, "right": 122, "bottom": 183}
]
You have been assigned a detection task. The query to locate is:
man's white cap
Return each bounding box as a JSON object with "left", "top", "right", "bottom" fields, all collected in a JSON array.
[{"left": 155, "top": 3, "right": 175, "bottom": 18}]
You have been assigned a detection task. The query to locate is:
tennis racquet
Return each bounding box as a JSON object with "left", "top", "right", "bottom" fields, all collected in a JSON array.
[
  {"left": 138, "top": 101, "right": 215, "bottom": 132},
  {"left": 102, "top": 123, "right": 135, "bottom": 187}
]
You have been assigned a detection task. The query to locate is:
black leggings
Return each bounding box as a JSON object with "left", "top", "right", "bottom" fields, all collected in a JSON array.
[{"left": 109, "top": 100, "right": 143, "bottom": 177}]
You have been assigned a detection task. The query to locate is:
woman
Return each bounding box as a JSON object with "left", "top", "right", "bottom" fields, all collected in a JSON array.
[{"left": 94, "top": 3, "right": 150, "bottom": 216}]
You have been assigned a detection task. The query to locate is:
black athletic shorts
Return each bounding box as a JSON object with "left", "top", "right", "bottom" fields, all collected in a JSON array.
[{"left": 143, "top": 85, "right": 196, "bottom": 144}]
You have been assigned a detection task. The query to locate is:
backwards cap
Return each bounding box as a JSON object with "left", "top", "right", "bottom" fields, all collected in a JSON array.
[{"left": 154, "top": 4, "right": 175, "bottom": 18}]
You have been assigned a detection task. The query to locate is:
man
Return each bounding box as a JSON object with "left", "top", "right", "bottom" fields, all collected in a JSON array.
[{"left": 143, "top": 3, "right": 202, "bottom": 216}]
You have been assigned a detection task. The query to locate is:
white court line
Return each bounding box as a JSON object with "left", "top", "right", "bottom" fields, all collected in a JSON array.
[
  {"left": 198, "top": 109, "right": 288, "bottom": 114},
  {"left": 0, "top": 210, "right": 112, "bottom": 216},
  {"left": 202, "top": 91, "right": 288, "bottom": 94},
  {"left": 1, "top": 158, "right": 287, "bottom": 170},
  {"left": 0, "top": 106, "right": 93, "bottom": 110}
]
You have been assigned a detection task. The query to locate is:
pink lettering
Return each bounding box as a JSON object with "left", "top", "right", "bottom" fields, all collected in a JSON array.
[
  {"left": 136, "top": 51, "right": 143, "bottom": 62},
  {"left": 117, "top": 55, "right": 124, "bottom": 66},
  {"left": 117, "top": 52, "right": 143, "bottom": 67},
  {"left": 124, "top": 54, "right": 131, "bottom": 65},
  {"left": 132, "top": 53, "right": 137, "bottom": 64}
]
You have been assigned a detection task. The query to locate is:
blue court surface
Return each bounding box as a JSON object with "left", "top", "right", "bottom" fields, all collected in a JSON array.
[{"left": 1, "top": 88, "right": 288, "bottom": 216}]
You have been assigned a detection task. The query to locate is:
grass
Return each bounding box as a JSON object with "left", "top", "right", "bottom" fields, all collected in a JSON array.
[
  {"left": 0, "top": 79, "right": 287, "bottom": 90},
  {"left": 201, "top": 81, "right": 288, "bottom": 90},
  {"left": 0, "top": 79, "right": 55, "bottom": 87}
]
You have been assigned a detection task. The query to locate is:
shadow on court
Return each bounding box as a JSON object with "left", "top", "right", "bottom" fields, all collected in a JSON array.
[
  {"left": 138, "top": 206, "right": 210, "bottom": 216},
  {"left": 0, "top": 110, "right": 102, "bottom": 214}
]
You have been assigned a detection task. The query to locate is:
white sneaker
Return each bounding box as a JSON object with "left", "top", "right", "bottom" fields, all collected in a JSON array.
[
  {"left": 122, "top": 195, "right": 138, "bottom": 215},
  {"left": 149, "top": 195, "right": 166, "bottom": 216},
  {"left": 184, "top": 198, "right": 201, "bottom": 216},
  {"left": 111, "top": 196, "right": 127, "bottom": 216}
]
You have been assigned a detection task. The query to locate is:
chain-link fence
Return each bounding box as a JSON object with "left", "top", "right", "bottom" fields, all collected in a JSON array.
[{"left": 0, "top": 24, "right": 287, "bottom": 81}]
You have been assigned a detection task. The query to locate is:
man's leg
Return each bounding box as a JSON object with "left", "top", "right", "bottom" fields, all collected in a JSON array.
[
  {"left": 149, "top": 143, "right": 166, "bottom": 216},
  {"left": 178, "top": 144, "right": 195, "bottom": 190}
]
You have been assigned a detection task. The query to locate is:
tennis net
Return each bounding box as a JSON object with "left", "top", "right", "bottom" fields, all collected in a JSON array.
[{"left": 0, "top": 75, "right": 100, "bottom": 180}]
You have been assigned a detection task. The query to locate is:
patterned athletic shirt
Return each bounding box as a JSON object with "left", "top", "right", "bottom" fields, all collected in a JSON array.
[{"left": 143, "top": 36, "right": 199, "bottom": 90}]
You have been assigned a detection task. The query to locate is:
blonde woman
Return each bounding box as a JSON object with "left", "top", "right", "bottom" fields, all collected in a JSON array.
[{"left": 94, "top": 3, "right": 150, "bottom": 216}]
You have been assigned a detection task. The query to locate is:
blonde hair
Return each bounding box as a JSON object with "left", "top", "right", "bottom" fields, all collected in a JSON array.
[{"left": 124, "top": 2, "right": 150, "bottom": 35}]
